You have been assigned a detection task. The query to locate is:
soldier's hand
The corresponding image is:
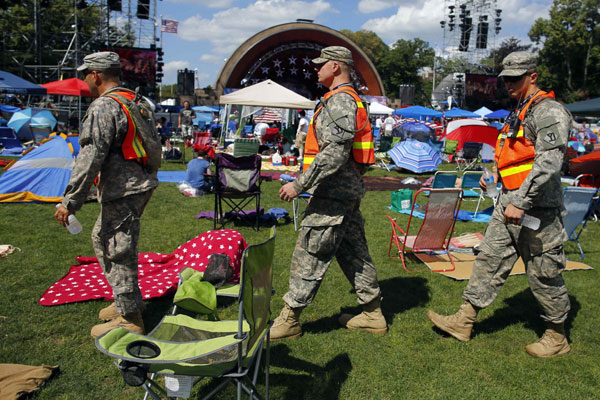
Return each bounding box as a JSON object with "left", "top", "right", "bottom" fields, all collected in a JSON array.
[
  {"left": 55, "top": 205, "right": 72, "bottom": 227},
  {"left": 279, "top": 182, "right": 298, "bottom": 202},
  {"left": 504, "top": 204, "right": 525, "bottom": 226}
]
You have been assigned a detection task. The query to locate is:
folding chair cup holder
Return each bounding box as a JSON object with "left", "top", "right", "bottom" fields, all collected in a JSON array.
[
  {"left": 95, "top": 227, "right": 277, "bottom": 400},
  {"left": 388, "top": 188, "right": 463, "bottom": 273}
]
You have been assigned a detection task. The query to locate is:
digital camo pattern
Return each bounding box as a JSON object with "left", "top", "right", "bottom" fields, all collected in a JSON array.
[
  {"left": 505, "top": 98, "right": 572, "bottom": 211},
  {"left": 293, "top": 89, "right": 366, "bottom": 200},
  {"left": 463, "top": 190, "right": 570, "bottom": 324},
  {"left": 62, "top": 87, "right": 158, "bottom": 212},
  {"left": 91, "top": 191, "right": 153, "bottom": 315},
  {"left": 282, "top": 198, "right": 381, "bottom": 309}
]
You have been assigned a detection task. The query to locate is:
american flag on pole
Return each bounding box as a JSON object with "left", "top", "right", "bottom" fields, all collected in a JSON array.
[{"left": 161, "top": 19, "right": 178, "bottom": 34}]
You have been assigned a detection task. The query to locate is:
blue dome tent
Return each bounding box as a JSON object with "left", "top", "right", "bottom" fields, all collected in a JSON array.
[{"left": 0, "top": 133, "right": 75, "bottom": 203}]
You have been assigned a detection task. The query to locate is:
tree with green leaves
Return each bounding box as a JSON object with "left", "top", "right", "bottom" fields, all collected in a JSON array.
[
  {"left": 340, "top": 29, "right": 390, "bottom": 66},
  {"left": 480, "top": 37, "right": 534, "bottom": 73},
  {"left": 529, "top": 0, "right": 600, "bottom": 102},
  {"left": 0, "top": 0, "right": 101, "bottom": 82},
  {"left": 379, "top": 38, "right": 435, "bottom": 104}
]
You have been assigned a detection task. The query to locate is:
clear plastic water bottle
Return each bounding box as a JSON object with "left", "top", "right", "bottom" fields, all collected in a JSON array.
[
  {"left": 483, "top": 167, "right": 498, "bottom": 199},
  {"left": 56, "top": 204, "right": 83, "bottom": 234},
  {"left": 521, "top": 214, "right": 540, "bottom": 230}
]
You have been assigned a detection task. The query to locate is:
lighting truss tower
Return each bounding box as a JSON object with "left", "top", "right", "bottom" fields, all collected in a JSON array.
[
  {"left": 105, "top": 0, "right": 158, "bottom": 49},
  {"left": 439, "top": 0, "right": 501, "bottom": 64}
]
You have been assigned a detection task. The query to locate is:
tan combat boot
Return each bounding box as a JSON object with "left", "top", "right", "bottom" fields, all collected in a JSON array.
[
  {"left": 98, "top": 302, "right": 119, "bottom": 321},
  {"left": 99, "top": 302, "right": 146, "bottom": 321},
  {"left": 269, "top": 304, "right": 302, "bottom": 341},
  {"left": 91, "top": 311, "right": 145, "bottom": 339},
  {"left": 338, "top": 297, "right": 387, "bottom": 334},
  {"left": 525, "top": 322, "right": 571, "bottom": 358},
  {"left": 426, "top": 301, "right": 478, "bottom": 342}
]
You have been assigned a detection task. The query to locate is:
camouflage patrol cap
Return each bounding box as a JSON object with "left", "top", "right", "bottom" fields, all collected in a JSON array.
[
  {"left": 499, "top": 51, "right": 537, "bottom": 77},
  {"left": 77, "top": 51, "right": 121, "bottom": 72},
  {"left": 312, "top": 46, "right": 354, "bottom": 66}
]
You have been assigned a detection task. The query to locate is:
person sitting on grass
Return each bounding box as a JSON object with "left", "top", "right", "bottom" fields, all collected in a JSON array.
[{"left": 178, "top": 145, "right": 213, "bottom": 197}]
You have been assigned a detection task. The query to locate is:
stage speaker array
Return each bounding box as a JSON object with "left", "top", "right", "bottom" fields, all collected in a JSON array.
[
  {"left": 476, "top": 22, "right": 489, "bottom": 49},
  {"left": 459, "top": 17, "right": 472, "bottom": 52},
  {"left": 398, "top": 84, "right": 415, "bottom": 105},
  {"left": 177, "top": 69, "right": 195, "bottom": 96},
  {"left": 108, "top": 0, "right": 121, "bottom": 11},
  {"left": 137, "top": 0, "right": 150, "bottom": 19}
]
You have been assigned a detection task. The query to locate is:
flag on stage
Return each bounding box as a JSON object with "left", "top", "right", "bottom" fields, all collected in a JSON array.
[{"left": 161, "top": 19, "right": 178, "bottom": 34}]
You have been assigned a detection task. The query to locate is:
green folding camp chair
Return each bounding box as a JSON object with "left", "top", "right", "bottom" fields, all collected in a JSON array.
[
  {"left": 441, "top": 139, "right": 459, "bottom": 164},
  {"left": 95, "top": 227, "right": 276, "bottom": 400}
]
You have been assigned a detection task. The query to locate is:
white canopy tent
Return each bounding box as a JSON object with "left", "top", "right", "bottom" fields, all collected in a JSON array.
[
  {"left": 369, "top": 102, "right": 394, "bottom": 115},
  {"left": 219, "top": 79, "right": 314, "bottom": 140},
  {"left": 219, "top": 79, "right": 314, "bottom": 109}
]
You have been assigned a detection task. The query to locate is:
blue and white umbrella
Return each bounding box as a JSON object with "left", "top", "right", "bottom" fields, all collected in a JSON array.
[
  {"left": 568, "top": 140, "right": 586, "bottom": 153},
  {"left": 7, "top": 108, "right": 57, "bottom": 141},
  {"left": 387, "top": 139, "right": 442, "bottom": 173}
]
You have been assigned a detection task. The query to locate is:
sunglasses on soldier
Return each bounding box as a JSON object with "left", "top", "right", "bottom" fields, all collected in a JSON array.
[{"left": 502, "top": 74, "right": 528, "bottom": 83}]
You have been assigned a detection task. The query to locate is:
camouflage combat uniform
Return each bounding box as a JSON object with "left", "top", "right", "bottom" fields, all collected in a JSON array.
[
  {"left": 62, "top": 87, "right": 158, "bottom": 316},
  {"left": 463, "top": 96, "right": 572, "bottom": 324},
  {"left": 282, "top": 83, "right": 382, "bottom": 309}
]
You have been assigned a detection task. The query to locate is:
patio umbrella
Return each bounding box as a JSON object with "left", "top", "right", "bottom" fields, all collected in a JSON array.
[
  {"left": 7, "top": 108, "right": 57, "bottom": 141},
  {"left": 395, "top": 121, "right": 435, "bottom": 142},
  {"left": 568, "top": 140, "right": 586, "bottom": 153},
  {"left": 387, "top": 139, "right": 442, "bottom": 173}
]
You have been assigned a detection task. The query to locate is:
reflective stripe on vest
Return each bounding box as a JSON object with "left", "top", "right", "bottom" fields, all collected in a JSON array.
[
  {"left": 302, "top": 86, "right": 374, "bottom": 172},
  {"left": 104, "top": 90, "right": 148, "bottom": 164},
  {"left": 495, "top": 90, "right": 554, "bottom": 190}
]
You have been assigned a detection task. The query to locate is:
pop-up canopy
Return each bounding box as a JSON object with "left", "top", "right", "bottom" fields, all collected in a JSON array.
[{"left": 0, "top": 70, "right": 47, "bottom": 95}]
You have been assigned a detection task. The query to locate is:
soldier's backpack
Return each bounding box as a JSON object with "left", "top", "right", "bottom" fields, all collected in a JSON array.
[{"left": 103, "top": 87, "right": 163, "bottom": 173}]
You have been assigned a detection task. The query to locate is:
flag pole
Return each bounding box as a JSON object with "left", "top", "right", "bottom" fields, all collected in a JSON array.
[{"left": 159, "top": 15, "right": 163, "bottom": 102}]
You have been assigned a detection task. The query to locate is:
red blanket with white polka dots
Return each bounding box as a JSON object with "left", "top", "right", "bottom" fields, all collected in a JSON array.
[{"left": 39, "top": 230, "right": 247, "bottom": 306}]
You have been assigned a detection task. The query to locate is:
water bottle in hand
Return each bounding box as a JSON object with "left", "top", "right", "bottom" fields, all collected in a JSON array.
[
  {"left": 521, "top": 214, "right": 540, "bottom": 230},
  {"left": 483, "top": 167, "right": 498, "bottom": 198},
  {"left": 56, "top": 204, "right": 83, "bottom": 234}
]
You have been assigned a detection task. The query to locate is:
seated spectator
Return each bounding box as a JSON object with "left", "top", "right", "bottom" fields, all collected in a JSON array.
[
  {"left": 177, "top": 146, "right": 213, "bottom": 197},
  {"left": 279, "top": 136, "right": 292, "bottom": 155}
]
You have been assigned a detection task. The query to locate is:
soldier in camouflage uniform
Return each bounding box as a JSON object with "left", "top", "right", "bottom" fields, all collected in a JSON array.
[
  {"left": 272, "top": 46, "right": 387, "bottom": 340},
  {"left": 55, "top": 52, "right": 158, "bottom": 338},
  {"left": 427, "top": 52, "right": 572, "bottom": 358}
]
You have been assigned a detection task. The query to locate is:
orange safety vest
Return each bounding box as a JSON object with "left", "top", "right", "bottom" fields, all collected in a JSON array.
[
  {"left": 495, "top": 90, "right": 555, "bottom": 190},
  {"left": 103, "top": 89, "right": 149, "bottom": 165},
  {"left": 303, "top": 85, "right": 375, "bottom": 172}
]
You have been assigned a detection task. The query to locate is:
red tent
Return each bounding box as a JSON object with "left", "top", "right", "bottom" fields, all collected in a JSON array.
[
  {"left": 444, "top": 125, "right": 498, "bottom": 151},
  {"left": 41, "top": 78, "right": 96, "bottom": 97}
]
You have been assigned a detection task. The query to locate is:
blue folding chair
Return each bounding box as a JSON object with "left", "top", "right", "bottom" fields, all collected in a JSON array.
[
  {"left": 563, "top": 186, "right": 598, "bottom": 259},
  {"left": 432, "top": 171, "right": 458, "bottom": 188},
  {"left": 460, "top": 171, "right": 495, "bottom": 217}
]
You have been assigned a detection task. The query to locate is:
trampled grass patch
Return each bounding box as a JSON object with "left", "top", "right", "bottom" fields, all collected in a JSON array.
[{"left": 0, "top": 161, "right": 598, "bottom": 399}]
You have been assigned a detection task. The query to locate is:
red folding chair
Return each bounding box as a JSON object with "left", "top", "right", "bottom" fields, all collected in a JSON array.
[{"left": 387, "top": 188, "right": 463, "bottom": 273}]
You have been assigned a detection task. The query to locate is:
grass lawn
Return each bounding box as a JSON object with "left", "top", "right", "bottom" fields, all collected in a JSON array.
[{"left": 1, "top": 156, "right": 599, "bottom": 399}]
